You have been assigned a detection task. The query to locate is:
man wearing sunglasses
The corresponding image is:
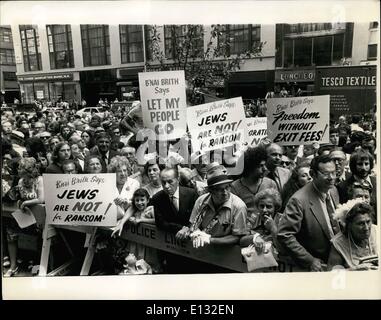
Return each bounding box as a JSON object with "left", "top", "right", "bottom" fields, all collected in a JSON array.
[{"left": 278, "top": 154, "right": 340, "bottom": 272}]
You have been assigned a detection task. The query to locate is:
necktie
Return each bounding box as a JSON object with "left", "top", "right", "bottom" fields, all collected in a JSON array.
[
  {"left": 326, "top": 193, "right": 340, "bottom": 235},
  {"left": 170, "top": 195, "right": 179, "bottom": 212}
]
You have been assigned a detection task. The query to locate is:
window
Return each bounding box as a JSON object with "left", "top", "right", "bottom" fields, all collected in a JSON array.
[
  {"left": 283, "top": 39, "right": 293, "bottom": 67},
  {"left": 219, "top": 24, "right": 260, "bottom": 55},
  {"left": 19, "top": 25, "right": 42, "bottom": 71},
  {"left": 3, "top": 72, "right": 17, "bottom": 81},
  {"left": 294, "top": 38, "right": 312, "bottom": 67},
  {"left": 0, "top": 27, "right": 12, "bottom": 43},
  {"left": 80, "top": 25, "right": 110, "bottom": 66},
  {"left": 46, "top": 25, "right": 74, "bottom": 69},
  {"left": 369, "top": 22, "right": 379, "bottom": 29},
  {"left": 368, "top": 44, "right": 377, "bottom": 60},
  {"left": 0, "top": 48, "right": 15, "bottom": 65},
  {"left": 164, "top": 25, "right": 204, "bottom": 59},
  {"left": 119, "top": 25, "right": 144, "bottom": 63},
  {"left": 313, "top": 36, "right": 333, "bottom": 66}
]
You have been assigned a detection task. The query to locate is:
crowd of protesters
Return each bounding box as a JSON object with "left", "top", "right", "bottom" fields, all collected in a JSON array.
[{"left": 1, "top": 96, "right": 378, "bottom": 276}]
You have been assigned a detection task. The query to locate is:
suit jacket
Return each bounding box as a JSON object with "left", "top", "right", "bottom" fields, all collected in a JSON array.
[
  {"left": 337, "top": 174, "right": 377, "bottom": 223},
  {"left": 90, "top": 147, "right": 120, "bottom": 173},
  {"left": 269, "top": 166, "right": 292, "bottom": 194},
  {"left": 277, "top": 182, "right": 340, "bottom": 269},
  {"left": 150, "top": 186, "right": 199, "bottom": 234}
]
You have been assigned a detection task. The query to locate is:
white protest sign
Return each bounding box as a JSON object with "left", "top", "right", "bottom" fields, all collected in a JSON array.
[
  {"left": 186, "top": 97, "right": 246, "bottom": 152},
  {"left": 138, "top": 70, "right": 187, "bottom": 140},
  {"left": 43, "top": 174, "right": 118, "bottom": 227},
  {"left": 267, "top": 95, "right": 330, "bottom": 146},
  {"left": 245, "top": 117, "right": 267, "bottom": 146}
]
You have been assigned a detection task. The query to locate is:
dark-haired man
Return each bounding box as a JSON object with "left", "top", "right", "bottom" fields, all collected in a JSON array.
[
  {"left": 277, "top": 155, "right": 340, "bottom": 271},
  {"left": 90, "top": 132, "right": 119, "bottom": 172}
]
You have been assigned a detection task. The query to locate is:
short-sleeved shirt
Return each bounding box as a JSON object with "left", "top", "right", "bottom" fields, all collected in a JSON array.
[
  {"left": 231, "top": 177, "right": 277, "bottom": 215},
  {"left": 189, "top": 193, "right": 248, "bottom": 237}
]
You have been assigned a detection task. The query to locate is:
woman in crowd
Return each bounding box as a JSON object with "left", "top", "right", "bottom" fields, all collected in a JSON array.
[
  {"left": 281, "top": 161, "right": 312, "bottom": 212},
  {"left": 4, "top": 157, "right": 45, "bottom": 277},
  {"left": 84, "top": 155, "right": 103, "bottom": 174},
  {"left": 240, "top": 189, "right": 283, "bottom": 248},
  {"left": 328, "top": 201, "right": 377, "bottom": 271},
  {"left": 142, "top": 159, "right": 166, "bottom": 197},
  {"left": 81, "top": 130, "right": 95, "bottom": 150},
  {"left": 24, "top": 137, "right": 49, "bottom": 174},
  {"left": 108, "top": 155, "right": 140, "bottom": 219},
  {"left": 231, "top": 146, "right": 277, "bottom": 216},
  {"left": 46, "top": 142, "right": 82, "bottom": 173}
]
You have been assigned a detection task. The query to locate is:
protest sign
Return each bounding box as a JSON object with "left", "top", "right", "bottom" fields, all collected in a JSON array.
[
  {"left": 267, "top": 95, "right": 330, "bottom": 146},
  {"left": 245, "top": 117, "right": 267, "bottom": 146},
  {"left": 186, "top": 97, "right": 246, "bottom": 152},
  {"left": 138, "top": 70, "right": 187, "bottom": 140},
  {"left": 43, "top": 174, "right": 118, "bottom": 227}
]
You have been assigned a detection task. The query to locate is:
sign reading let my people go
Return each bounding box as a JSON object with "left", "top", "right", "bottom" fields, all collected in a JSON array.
[
  {"left": 43, "top": 174, "right": 118, "bottom": 226},
  {"left": 138, "top": 70, "right": 187, "bottom": 140},
  {"left": 267, "top": 95, "right": 330, "bottom": 146},
  {"left": 186, "top": 97, "right": 246, "bottom": 152}
]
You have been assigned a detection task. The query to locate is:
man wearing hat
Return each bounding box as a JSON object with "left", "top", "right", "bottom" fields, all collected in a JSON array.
[
  {"left": 177, "top": 171, "right": 247, "bottom": 248},
  {"left": 90, "top": 132, "right": 120, "bottom": 172}
]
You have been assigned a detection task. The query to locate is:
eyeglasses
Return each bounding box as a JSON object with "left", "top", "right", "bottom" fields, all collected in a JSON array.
[
  {"left": 331, "top": 158, "right": 345, "bottom": 164},
  {"left": 41, "top": 136, "right": 51, "bottom": 140},
  {"left": 281, "top": 161, "right": 291, "bottom": 166},
  {"left": 317, "top": 170, "right": 336, "bottom": 178}
]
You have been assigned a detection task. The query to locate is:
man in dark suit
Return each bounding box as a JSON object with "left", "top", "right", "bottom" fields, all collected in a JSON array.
[
  {"left": 150, "top": 167, "right": 199, "bottom": 273},
  {"left": 90, "top": 132, "right": 120, "bottom": 172},
  {"left": 337, "top": 148, "right": 377, "bottom": 223},
  {"left": 277, "top": 155, "right": 341, "bottom": 271},
  {"left": 265, "top": 143, "right": 292, "bottom": 194}
]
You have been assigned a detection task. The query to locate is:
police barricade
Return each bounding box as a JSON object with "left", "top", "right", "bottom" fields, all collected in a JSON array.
[{"left": 102, "top": 222, "right": 303, "bottom": 273}]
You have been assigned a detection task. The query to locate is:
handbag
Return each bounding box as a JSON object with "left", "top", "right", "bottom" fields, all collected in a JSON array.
[{"left": 241, "top": 242, "right": 278, "bottom": 272}]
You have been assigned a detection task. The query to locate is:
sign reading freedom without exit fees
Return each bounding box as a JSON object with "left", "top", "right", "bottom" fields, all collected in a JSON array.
[
  {"left": 267, "top": 95, "right": 330, "bottom": 146},
  {"left": 187, "top": 97, "right": 246, "bottom": 152},
  {"left": 43, "top": 174, "right": 118, "bottom": 226},
  {"left": 138, "top": 70, "right": 187, "bottom": 140}
]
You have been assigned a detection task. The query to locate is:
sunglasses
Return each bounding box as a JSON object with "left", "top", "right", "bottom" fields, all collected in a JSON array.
[
  {"left": 281, "top": 161, "right": 291, "bottom": 166},
  {"left": 41, "top": 136, "right": 51, "bottom": 140}
]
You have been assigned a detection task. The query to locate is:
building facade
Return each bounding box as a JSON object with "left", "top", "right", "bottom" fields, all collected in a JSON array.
[
  {"left": 0, "top": 26, "right": 19, "bottom": 103},
  {"left": 6, "top": 22, "right": 378, "bottom": 106}
]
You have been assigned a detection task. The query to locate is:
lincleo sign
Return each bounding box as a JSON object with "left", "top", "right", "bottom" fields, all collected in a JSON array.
[{"left": 315, "top": 66, "right": 376, "bottom": 117}]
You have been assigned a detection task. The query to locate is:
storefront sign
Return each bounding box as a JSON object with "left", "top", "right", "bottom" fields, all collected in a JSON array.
[
  {"left": 18, "top": 73, "right": 74, "bottom": 82},
  {"left": 275, "top": 69, "right": 315, "bottom": 82},
  {"left": 315, "top": 66, "right": 376, "bottom": 117},
  {"left": 36, "top": 90, "right": 44, "bottom": 99},
  {"left": 186, "top": 97, "right": 246, "bottom": 152},
  {"left": 245, "top": 117, "right": 267, "bottom": 146},
  {"left": 267, "top": 95, "right": 330, "bottom": 146},
  {"left": 43, "top": 174, "right": 118, "bottom": 227},
  {"left": 138, "top": 70, "right": 187, "bottom": 140}
]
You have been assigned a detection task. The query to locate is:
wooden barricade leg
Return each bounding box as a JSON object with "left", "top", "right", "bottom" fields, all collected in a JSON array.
[
  {"left": 38, "top": 221, "right": 57, "bottom": 276},
  {"left": 80, "top": 227, "right": 98, "bottom": 276}
]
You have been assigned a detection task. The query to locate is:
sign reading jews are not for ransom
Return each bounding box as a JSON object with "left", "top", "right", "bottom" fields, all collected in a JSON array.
[
  {"left": 138, "top": 70, "right": 187, "bottom": 140},
  {"left": 43, "top": 174, "right": 118, "bottom": 226},
  {"left": 267, "top": 95, "right": 330, "bottom": 146},
  {"left": 187, "top": 97, "right": 246, "bottom": 152}
]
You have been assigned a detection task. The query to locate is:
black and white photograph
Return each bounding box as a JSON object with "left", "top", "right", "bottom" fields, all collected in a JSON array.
[{"left": 1, "top": 0, "right": 380, "bottom": 300}]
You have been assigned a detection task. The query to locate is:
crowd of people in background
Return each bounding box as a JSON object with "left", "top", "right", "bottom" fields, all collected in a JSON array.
[{"left": 1, "top": 95, "right": 378, "bottom": 276}]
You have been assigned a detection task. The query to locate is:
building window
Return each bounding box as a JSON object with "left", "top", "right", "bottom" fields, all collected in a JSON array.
[
  {"left": 19, "top": 25, "right": 42, "bottom": 71},
  {"left": 369, "top": 22, "right": 379, "bottom": 29},
  {"left": 119, "top": 25, "right": 144, "bottom": 63},
  {"left": 3, "top": 72, "right": 17, "bottom": 81},
  {"left": 164, "top": 25, "right": 204, "bottom": 59},
  {"left": 219, "top": 24, "right": 261, "bottom": 55},
  {"left": 46, "top": 25, "right": 74, "bottom": 69},
  {"left": 368, "top": 44, "right": 377, "bottom": 60},
  {"left": 0, "top": 27, "right": 13, "bottom": 43},
  {"left": 0, "top": 48, "right": 15, "bottom": 65},
  {"left": 80, "top": 25, "right": 110, "bottom": 67}
]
